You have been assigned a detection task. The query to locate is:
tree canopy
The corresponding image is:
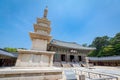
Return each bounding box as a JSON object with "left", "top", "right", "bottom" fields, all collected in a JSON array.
[
  {"left": 3, "top": 47, "right": 26, "bottom": 53},
  {"left": 88, "top": 32, "right": 120, "bottom": 57},
  {"left": 4, "top": 47, "right": 17, "bottom": 53}
]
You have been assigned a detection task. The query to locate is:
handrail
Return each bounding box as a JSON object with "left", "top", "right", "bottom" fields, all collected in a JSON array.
[
  {"left": 78, "top": 68, "right": 118, "bottom": 80},
  {"left": 63, "top": 68, "right": 119, "bottom": 80}
]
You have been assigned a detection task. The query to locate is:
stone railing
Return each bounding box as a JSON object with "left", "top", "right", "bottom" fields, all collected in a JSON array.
[
  {"left": 77, "top": 68, "right": 119, "bottom": 80},
  {"left": 63, "top": 68, "right": 119, "bottom": 80}
]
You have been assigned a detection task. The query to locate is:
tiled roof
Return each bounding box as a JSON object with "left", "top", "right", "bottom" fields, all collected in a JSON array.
[
  {"left": 50, "top": 39, "right": 95, "bottom": 50},
  {"left": 0, "top": 49, "right": 17, "bottom": 58},
  {"left": 88, "top": 56, "right": 120, "bottom": 61}
]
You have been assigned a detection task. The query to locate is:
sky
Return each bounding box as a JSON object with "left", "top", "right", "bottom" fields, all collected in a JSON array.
[{"left": 0, "top": 0, "right": 120, "bottom": 49}]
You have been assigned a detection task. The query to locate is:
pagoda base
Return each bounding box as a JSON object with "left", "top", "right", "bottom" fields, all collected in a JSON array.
[
  {"left": 0, "top": 67, "right": 63, "bottom": 80},
  {"left": 15, "top": 50, "right": 55, "bottom": 67}
]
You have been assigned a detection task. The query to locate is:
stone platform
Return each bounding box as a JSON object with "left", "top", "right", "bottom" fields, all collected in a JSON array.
[
  {"left": 15, "top": 50, "right": 55, "bottom": 67},
  {"left": 0, "top": 67, "right": 63, "bottom": 80}
]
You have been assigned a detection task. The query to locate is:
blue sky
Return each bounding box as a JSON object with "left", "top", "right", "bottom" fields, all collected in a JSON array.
[{"left": 0, "top": 0, "right": 120, "bottom": 49}]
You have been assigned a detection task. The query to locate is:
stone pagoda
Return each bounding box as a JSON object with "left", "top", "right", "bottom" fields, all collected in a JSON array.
[
  {"left": 15, "top": 7, "right": 53, "bottom": 67},
  {"left": 0, "top": 7, "right": 63, "bottom": 80}
]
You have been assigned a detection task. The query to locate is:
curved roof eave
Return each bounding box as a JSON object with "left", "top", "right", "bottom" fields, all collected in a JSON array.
[
  {"left": 0, "top": 49, "right": 17, "bottom": 58},
  {"left": 50, "top": 39, "right": 96, "bottom": 50}
]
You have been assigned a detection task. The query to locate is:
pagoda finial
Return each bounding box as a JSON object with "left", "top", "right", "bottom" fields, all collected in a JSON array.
[{"left": 43, "top": 6, "right": 48, "bottom": 18}]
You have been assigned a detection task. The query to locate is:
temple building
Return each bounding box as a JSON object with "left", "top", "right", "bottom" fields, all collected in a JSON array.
[
  {"left": 0, "top": 49, "right": 16, "bottom": 67},
  {"left": 89, "top": 56, "right": 120, "bottom": 66},
  {"left": 0, "top": 39, "right": 95, "bottom": 67},
  {"left": 48, "top": 39, "right": 95, "bottom": 63}
]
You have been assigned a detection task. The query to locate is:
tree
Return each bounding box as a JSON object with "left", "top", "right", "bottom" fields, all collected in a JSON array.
[
  {"left": 4, "top": 47, "right": 17, "bottom": 53},
  {"left": 88, "top": 32, "right": 120, "bottom": 57},
  {"left": 97, "top": 45, "right": 114, "bottom": 57},
  {"left": 110, "top": 32, "right": 120, "bottom": 45},
  {"left": 90, "top": 36, "right": 110, "bottom": 50},
  {"left": 88, "top": 50, "right": 98, "bottom": 57},
  {"left": 82, "top": 43, "right": 87, "bottom": 47},
  {"left": 88, "top": 36, "right": 110, "bottom": 57},
  {"left": 113, "top": 43, "right": 120, "bottom": 55},
  {"left": 109, "top": 32, "right": 120, "bottom": 56}
]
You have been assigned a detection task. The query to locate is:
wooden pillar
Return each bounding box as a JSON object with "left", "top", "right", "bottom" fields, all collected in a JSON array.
[
  {"left": 74, "top": 55, "right": 78, "bottom": 62},
  {"left": 66, "top": 54, "right": 70, "bottom": 62},
  {"left": 65, "top": 54, "right": 67, "bottom": 62},
  {"left": 81, "top": 55, "right": 85, "bottom": 62},
  {"left": 59, "top": 54, "right": 61, "bottom": 62}
]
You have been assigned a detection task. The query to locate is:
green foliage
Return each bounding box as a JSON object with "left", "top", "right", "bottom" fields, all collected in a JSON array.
[
  {"left": 88, "top": 32, "right": 120, "bottom": 57},
  {"left": 113, "top": 43, "right": 120, "bottom": 55},
  {"left": 110, "top": 32, "right": 120, "bottom": 45},
  {"left": 4, "top": 47, "right": 17, "bottom": 53},
  {"left": 88, "top": 50, "right": 98, "bottom": 57},
  {"left": 90, "top": 36, "right": 110, "bottom": 50},
  {"left": 82, "top": 43, "right": 87, "bottom": 47},
  {"left": 97, "top": 45, "right": 114, "bottom": 57}
]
